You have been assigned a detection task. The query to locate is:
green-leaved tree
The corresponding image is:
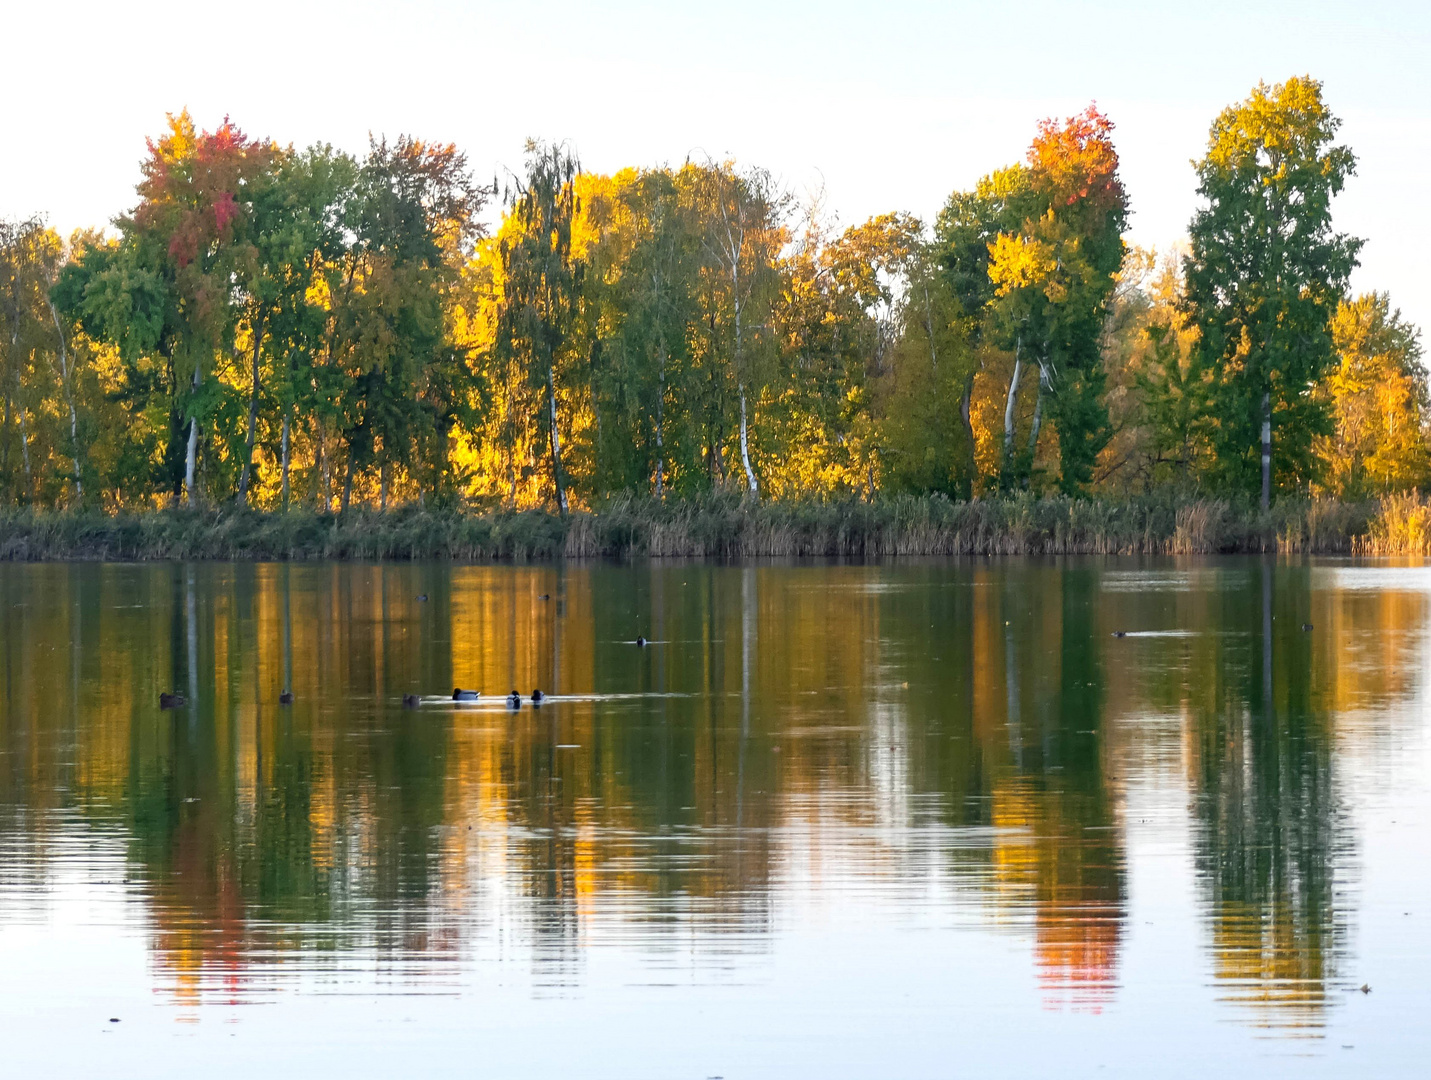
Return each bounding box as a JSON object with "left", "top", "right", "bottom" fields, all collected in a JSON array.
[{"left": 1184, "top": 76, "right": 1361, "bottom": 506}]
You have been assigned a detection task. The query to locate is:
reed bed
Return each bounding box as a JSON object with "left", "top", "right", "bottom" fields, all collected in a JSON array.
[
  {"left": 1355, "top": 491, "right": 1431, "bottom": 556},
  {"left": 0, "top": 492, "right": 1403, "bottom": 561}
]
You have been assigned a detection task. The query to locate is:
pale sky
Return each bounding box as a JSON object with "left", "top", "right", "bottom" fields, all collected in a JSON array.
[{"left": 5, "top": 0, "right": 1428, "bottom": 334}]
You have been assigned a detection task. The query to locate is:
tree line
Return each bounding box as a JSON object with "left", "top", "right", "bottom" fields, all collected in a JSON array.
[{"left": 0, "top": 75, "right": 1422, "bottom": 513}]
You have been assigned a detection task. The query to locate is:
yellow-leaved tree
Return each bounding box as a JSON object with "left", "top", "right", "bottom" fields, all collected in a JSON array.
[{"left": 1315, "top": 293, "right": 1428, "bottom": 498}]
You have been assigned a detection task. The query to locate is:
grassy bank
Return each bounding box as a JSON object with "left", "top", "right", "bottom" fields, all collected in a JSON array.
[{"left": 0, "top": 491, "right": 1422, "bottom": 560}]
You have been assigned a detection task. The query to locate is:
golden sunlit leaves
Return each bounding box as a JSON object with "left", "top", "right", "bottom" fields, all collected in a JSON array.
[{"left": 988, "top": 233, "right": 1057, "bottom": 298}]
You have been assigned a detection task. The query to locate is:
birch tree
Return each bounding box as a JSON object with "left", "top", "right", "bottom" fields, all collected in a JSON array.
[{"left": 689, "top": 161, "right": 786, "bottom": 496}]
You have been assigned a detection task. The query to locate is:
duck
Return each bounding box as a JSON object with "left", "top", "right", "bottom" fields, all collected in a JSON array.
[
  {"left": 452, "top": 688, "right": 480, "bottom": 701},
  {"left": 416, "top": 594, "right": 429, "bottom": 602},
  {"left": 279, "top": 690, "right": 295, "bottom": 705},
  {"left": 1301, "top": 622, "right": 1314, "bottom": 631},
  {"left": 1110, "top": 630, "right": 1127, "bottom": 639},
  {"left": 537, "top": 594, "right": 550, "bottom": 601},
  {"left": 532, "top": 689, "right": 545, "bottom": 705},
  {"left": 402, "top": 693, "right": 421, "bottom": 709},
  {"left": 636, "top": 635, "right": 647, "bottom": 647},
  {"left": 506, "top": 690, "right": 521, "bottom": 709},
  {"left": 159, "top": 692, "right": 185, "bottom": 709}
]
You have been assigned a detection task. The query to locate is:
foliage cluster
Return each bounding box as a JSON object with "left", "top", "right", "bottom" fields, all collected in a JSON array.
[{"left": 0, "top": 78, "right": 1423, "bottom": 520}]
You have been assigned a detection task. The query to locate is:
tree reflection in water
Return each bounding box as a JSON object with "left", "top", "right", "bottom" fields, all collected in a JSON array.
[{"left": 0, "top": 558, "right": 1396, "bottom": 1030}]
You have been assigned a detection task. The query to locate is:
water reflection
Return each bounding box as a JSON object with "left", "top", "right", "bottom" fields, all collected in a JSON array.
[{"left": 0, "top": 558, "right": 1410, "bottom": 1034}]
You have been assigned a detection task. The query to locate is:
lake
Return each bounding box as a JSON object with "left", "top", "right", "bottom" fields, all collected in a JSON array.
[{"left": 0, "top": 558, "right": 1427, "bottom": 1078}]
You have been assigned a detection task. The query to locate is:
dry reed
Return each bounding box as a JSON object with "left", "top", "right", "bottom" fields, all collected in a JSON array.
[{"left": 0, "top": 492, "right": 1404, "bottom": 561}]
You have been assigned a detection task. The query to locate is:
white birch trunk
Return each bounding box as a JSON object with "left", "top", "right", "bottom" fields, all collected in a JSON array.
[
  {"left": 738, "top": 384, "right": 757, "bottom": 495},
  {"left": 184, "top": 364, "right": 200, "bottom": 508},
  {"left": 1003, "top": 336, "right": 1024, "bottom": 468},
  {"left": 1027, "top": 361, "right": 1048, "bottom": 457}
]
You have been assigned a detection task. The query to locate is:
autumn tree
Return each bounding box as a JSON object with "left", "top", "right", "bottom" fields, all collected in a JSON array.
[
  {"left": 770, "top": 208, "right": 924, "bottom": 496},
  {"left": 582, "top": 168, "right": 706, "bottom": 497},
  {"left": 1184, "top": 77, "right": 1361, "bottom": 507},
  {"left": 984, "top": 106, "right": 1128, "bottom": 491},
  {"left": 1096, "top": 249, "right": 1210, "bottom": 492},
  {"left": 687, "top": 161, "right": 787, "bottom": 496},
  {"left": 935, "top": 164, "right": 1033, "bottom": 487},
  {"left": 494, "top": 141, "right": 584, "bottom": 512},
  {"left": 1314, "top": 294, "right": 1427, "bottom": 497},
  {"left": 326, "top": 136, "right": 484, "bottom": 511},
  {"left": 58, "top": 112, "right": 278, "bottom": 506},
  {"left": 874, "top": 246, "right": 973, "bottom": 496},
  {"left": 252, "top": 146, "right": 359, "bottom": 509},
  {"left": 0, "top": 217, "right": 58, "bottom": 501}
]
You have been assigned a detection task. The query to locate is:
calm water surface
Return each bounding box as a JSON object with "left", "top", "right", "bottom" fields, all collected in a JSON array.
[{"left": 0, "top": 558, "right": 1428, "bottom": 1078}]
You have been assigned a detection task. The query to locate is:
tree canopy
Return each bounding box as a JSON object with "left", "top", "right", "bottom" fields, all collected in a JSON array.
[{"left": 0, "top": 81, "right": 1419, "bottom": 513}]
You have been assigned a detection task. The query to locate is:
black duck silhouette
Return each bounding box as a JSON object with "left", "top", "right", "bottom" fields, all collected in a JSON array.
[
  {"left": 159, "top": 692, "right": 185, "bottom": 709},
  {"left": 402, "top": 693, "right": 421, "bottom": 708},
  {"left": 506, "top": 691, "right": 521, "bottom": 709},
  {"left": 452, "top": 688, "right": 480, "bottom": 701},
  {"left": 279, "top": 690, "right": 294, "bottom": 705}
]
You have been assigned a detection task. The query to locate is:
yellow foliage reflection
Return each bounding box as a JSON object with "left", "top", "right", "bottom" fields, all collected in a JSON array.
[{"left": 0, "top": 559, "right": 1401, "bottom": 1030}]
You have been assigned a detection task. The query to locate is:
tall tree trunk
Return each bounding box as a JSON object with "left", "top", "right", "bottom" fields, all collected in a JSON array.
[
  {"left": 960, "top": 370, "right": 976, "bottom": 492},
  {"left": 732, "top": 275, "right": 758, "bottom": 496},
  {"left": 48, "top": 299, "right": 83, "bottom": 501},
  {"left": 341, "top": 443, "right": 354, "bottom": 513},
  {"left": 184, "top": 416, "right": 199, "bottom": 506},
  {"left": 184, "top": 364, "right": 201, "bottom": 507},
  {"left": 1260, "top": 390, "right": 1272, "bottom": 511},
  {"left": 379, "top": 456, "right": 389, "bottom": 512},
  {"left": 13, "top": 363, "right": 30, "bottom": 498},
  {"left": 279, "top": 409, "right": 291, "bottom": 512},
  {"left": 237, "top": 310, "right": 266, "bottom": 503},
  {"left": 1002, "top": 335, "right": 1024, "bottom": 475},
  {"left": 548, "top": 362, "right": 568, "bottom": 513},
  {"left": 1, "top": 387, "right": 10, "bottom": 485},
  {"left": 433, "top": 417, "right": 448, "bottom": 509},
  {"left": 654, "top": 347, "right": 666, "bottom": 498},
  {"left": 1027, "top": 362, "right": 1047, "bottom": 458},
  {"left": 737, "top": 384, "right": 757, "bottom": 495},
  {"left": 317, "top": 421, "right": 332, "bottom": 510},
  {"left": 922, "top": 279, "right": 938, "bottom": 370}
]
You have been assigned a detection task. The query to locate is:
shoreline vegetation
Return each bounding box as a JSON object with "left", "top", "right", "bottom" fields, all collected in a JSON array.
[
  {"left": 2, "top": 493, "right": 1430, "bottom": 561},
  {"left": 3, "top": 79, "right": 1426, "bottom": 537}
]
